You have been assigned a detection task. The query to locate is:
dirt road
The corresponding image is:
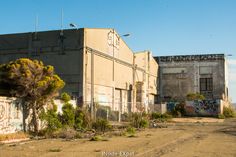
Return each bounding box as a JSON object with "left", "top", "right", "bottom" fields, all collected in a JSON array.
[{"left": 1, "top": 118, "right": 236, "bottom": 157}]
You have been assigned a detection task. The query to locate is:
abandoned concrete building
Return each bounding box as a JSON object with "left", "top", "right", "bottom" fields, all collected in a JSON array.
[
  {"left": 155, "top": 54, "right": 229, "bottom": 102},
  {"left": 0, "top": 28, "right": 158, "bottom": 113}
]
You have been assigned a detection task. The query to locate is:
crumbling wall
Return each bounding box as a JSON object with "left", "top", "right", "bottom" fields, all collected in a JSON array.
[{"left": 0, "top": 97, "right": 23, "bottom": 134}]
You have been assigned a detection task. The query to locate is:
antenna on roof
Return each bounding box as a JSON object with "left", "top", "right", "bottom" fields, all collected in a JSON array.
[
  {"left": 60, "top": 8, "right": 64, "bottom": 36},
  {"left": 34, "top": 14, "right": 38, "bottom": 40}
]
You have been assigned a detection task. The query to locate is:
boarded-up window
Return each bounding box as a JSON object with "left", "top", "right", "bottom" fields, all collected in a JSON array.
[{"left": 200, "top": 67, "right": 212, "bottom": 74}]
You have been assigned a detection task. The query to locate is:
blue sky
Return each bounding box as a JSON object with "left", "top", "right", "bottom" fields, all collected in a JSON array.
[{"left": 0, "top": 0, "right": 235, "bottom": 102}]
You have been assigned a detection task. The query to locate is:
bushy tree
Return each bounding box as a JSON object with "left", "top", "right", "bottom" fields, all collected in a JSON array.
[{"left": 0, "top": 58, "right": 65, "bottom": 133}]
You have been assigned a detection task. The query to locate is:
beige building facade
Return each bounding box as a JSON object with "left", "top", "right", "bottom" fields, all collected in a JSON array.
[{"left": 0, "top": 28, "right": 158, "bottom": 113}]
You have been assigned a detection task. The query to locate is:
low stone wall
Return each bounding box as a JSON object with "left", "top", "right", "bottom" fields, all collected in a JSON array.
[
  {"left": 0, "top": 96, "right": 77, "bottom": 134},
  {"left": 0, "top": 97, "right": 23, "bottom": 134}
]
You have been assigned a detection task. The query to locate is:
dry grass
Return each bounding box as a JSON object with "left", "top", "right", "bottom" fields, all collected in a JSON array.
[{"left": 0, "top": 132, "right": 28, "bottom": 141}]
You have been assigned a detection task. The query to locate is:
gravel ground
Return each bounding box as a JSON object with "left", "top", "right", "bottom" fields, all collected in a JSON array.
[{"left": 0, "top": 118, "right": 236, "bottom": 157}]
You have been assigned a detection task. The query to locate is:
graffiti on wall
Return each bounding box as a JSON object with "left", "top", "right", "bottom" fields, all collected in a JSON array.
[
  {"left": 185, "top": 100, "right": 220, "bottom": 116},
  {"left": 0, "top": 97, "right": 23, "bottom": 134},
  {"left": 167, "top": 102, "right": 179, "bottom": 112}
]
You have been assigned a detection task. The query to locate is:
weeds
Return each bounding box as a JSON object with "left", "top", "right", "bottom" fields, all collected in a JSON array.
[
  {"left": 125, "top": 127, "right": 136, "bottom": 137},
  {"left": 48, "top": 148, "right": 62, "bottom": 152},
  {"left": 92, "top": 118, "right": 111, "bottom": 133},
  {"left": 217, "top": 114, "right": 225, "bottom": 119},
  {"left": 223, "top": 106, "right": 236, "bottom": 118},
  {"left": 90, "top": 135, "right": 108, "bottom": 141}
]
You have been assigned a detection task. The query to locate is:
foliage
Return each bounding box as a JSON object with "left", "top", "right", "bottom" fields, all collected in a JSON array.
[
  {"left": 0, "top": 58, "right": 65, "bottom": 133},
  {"left": 61, "top": 92, "right": 71, "bottom": 103},
  {"left": 60, "top": 102, "right": 75, "bottom": 128},
  {"left": 79, "top": 107, "right": 93, "bottom": 129},
  {"left": 39, "top": 104, "right": 62, "bottom": 133},
  {"left": 151, "top": 112, "right": 162, "bottom": 119},
  {"left": 186, "top": 93, "right": 205, "bottom": 101},
  {"left": 74, "top": 108, "right": 85, "bottom": 130},
  {"left": 223, "top": 106, "right": 236, "bottom": 118},
  {"left": 90, "top": 135, "right": 103, "bottom": 141},
  {"left": 92, "top": 118, "right": 111, "bottom": 133},
  {"left": 130, "top": 113, "right": 149, "bottom": 128},
  {"left": 126, "top": 127, "right": 136, "bottom": 137},
  {"left": 151, "top": 112, "right": 172, "bottom": 121},
  {"left": 217, "top": 114, "right": 225, "bottom": 119},
  {"left": 171, "top": 103, "right": 186, "bottom": 117},
  {"left": 140, "top": 119, "right": 149, "bottom": 128}
]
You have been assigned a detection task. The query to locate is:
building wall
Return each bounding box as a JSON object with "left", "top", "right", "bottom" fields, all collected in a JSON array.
[
  {"left": 0, "top": 29, "right": 85, "bottom": 99},
  {"left": 155, "top": 54, "right": 228, "bottom": 102},
  {"left": 84, "top": 28, "right": 134, "bottom": 112},
  {"left": 0, "top": 28, "right": 159, "bottom": 114},
  {"left": 134, "top": 51, "right": 158, "bottom": 111},
  {"left": 0, "top": 97, "right": 23, "bottom": 134}
]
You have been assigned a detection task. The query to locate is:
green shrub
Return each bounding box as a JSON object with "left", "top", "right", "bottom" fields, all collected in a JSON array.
[
  {"left": 217, "top": 114, "right": 225, "bottom": 119},
  {"left": 126, "top": 127, "right": 136, "bottom": 135},
  {"left": 92, "top": 118, "right": 111, "bottom": 133},
  {"left": 90, "top": 135, "right": 108, "bottom": 141},
  {"left": 130, "top": 113, "right": 149, "bottom": 128},
  {"left": 90, "top": 135, "right": 102, "bottom": 141},
  {"left": 150, "top": 112, "right": 172, "bottom": 122},
  {"left": 61, "top": 92, "right": 71, "bottom": 103},
  {"left": 186, "top": 93, "right": 205, "bottom": 101},
  {"left": 39, "top": 104, "right": 62, "bottom": 133},
  {"left": 151, "top": 112, "right": 162, "bottom": 119},
  {"left": 161, "top": 113, "right": 172, "bottom": 119},
  {"left": 74, "top": 108, "right": 85, "bottom": 130},
  {"left": 60, "top": 103, "right": 75, "bottom": 128},
  {"left": 140, "top": 119, "right": 149, "bottom": 128},
  {"left": 223, "top": 106, "right": 235, "bottom": 118}
]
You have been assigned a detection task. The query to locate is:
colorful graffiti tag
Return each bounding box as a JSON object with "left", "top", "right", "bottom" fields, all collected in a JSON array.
[
  {"left": 167, "top": 102, "right": 179, "bottom": 112},
  {"left": 185, "top": 100, "right": 220, "bottom": 116}
]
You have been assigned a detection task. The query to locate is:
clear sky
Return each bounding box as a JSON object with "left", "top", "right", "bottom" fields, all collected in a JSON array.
[{"left": 0, "top": 0, "right": 235, "bottom": 102}]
